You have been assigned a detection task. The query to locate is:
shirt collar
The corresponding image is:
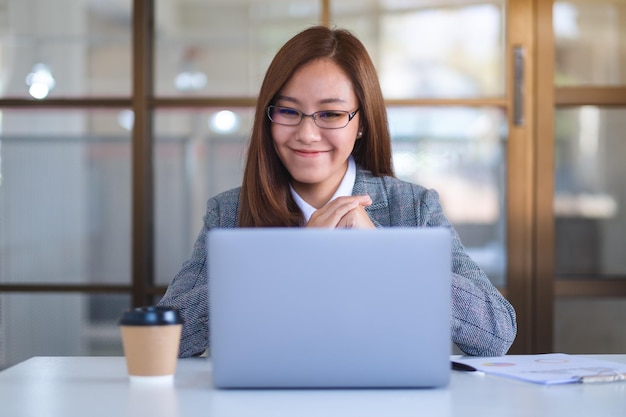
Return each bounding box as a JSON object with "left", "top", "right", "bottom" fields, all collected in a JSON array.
[{"left": 290, "top": 156, "right": 357, "bottom": 223}]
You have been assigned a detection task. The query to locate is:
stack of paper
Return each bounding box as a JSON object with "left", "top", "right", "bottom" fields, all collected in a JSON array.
[{"left": 453, "top": 353, "right": 626, "bottom": 385}]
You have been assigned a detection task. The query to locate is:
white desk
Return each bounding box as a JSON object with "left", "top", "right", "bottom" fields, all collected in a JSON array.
[{"left": 0, "top": 356, "right": 625, "bottom": 417}]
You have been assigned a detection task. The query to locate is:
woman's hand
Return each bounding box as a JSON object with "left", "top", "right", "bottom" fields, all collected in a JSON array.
[{"left": 306, "top": 195, "right": 375, "bottom": 229}]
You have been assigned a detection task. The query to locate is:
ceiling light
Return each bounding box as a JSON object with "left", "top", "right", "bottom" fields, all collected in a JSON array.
[
  {"left": 209, "top": 110, "right": 239, "bottom": 134},
  {"left": 25, "top": 63, "right": 56, "bottom": 99}
]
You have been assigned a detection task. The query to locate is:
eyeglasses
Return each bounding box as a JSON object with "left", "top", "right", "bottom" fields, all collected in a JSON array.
[{"left": 267, "top": 105, "right": 360, "bottom": 129}]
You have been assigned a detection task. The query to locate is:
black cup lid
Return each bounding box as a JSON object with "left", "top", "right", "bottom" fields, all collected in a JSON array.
[{"left": 118, "top": 306, "right": 184, "bottom": 326}]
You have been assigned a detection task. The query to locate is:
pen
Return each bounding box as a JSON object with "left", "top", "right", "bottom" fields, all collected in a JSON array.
[
  {"left": 579, "top": 372, "right": 626, "bottom": 384},
  {"left": 451, "top": 361, "right": 477, "bottom": 372}
]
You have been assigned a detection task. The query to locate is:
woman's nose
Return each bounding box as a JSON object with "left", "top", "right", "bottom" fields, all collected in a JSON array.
[{"left": 295, "top": 116, "right": 321, "bottom": 143}]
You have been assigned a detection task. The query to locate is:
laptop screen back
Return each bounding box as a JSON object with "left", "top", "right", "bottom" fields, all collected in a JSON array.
[{"left": 208, "top": 227, "right": 451, "bottom": 388}]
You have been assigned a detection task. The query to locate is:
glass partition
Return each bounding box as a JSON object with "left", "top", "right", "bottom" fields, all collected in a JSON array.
[
  {"left": 0, "top": 110, "right": 132, "bottom": 285},
  {"left": 332, "top": 0, "right": 506, "bottom": 99},
  {"left": 554, "top": 107, "right": 626, "bottom": 277},
  {"left": 154, "top": 0, "right": 320, "bottom": 97},
  {"left": 0, "top": 293, "right": 127, "bottom": 370},
  {"left": 555, "top": 298, "right": 626, "bottom": 353},
  {"left": 389, "top": 106, "right": 507, "bottom": 286},
  {"left": 554, "top": 0, "right": 626, "bottom": 86},
  {"left": 154, "top": 108, "right": 253, "bottom": 285},
  {"left": 0, "top": 0, "right": 132, "bottom": 98}
]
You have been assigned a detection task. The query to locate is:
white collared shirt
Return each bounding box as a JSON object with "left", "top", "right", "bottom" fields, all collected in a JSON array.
[{"left": 290, "top": 156, "right": 357, "bottom": 223}]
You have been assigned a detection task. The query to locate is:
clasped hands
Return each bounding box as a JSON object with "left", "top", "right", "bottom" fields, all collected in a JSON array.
[{"left": 306, "top": 195, "right": 375, "bottom": 229}]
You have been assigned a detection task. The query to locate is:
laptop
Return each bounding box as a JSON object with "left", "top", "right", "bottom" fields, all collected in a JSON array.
[{"left": 207, "top": 227, "right": 452, "bottom": 389}]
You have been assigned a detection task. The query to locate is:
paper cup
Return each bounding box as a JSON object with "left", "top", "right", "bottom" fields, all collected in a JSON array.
[{"left": 119, "top": 306, "right": 184, "bottom": 381}]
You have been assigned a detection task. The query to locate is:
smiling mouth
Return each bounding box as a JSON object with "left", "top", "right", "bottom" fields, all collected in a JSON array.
[{"left": 293, "top": 149, "right": 328, "bottom": 157}]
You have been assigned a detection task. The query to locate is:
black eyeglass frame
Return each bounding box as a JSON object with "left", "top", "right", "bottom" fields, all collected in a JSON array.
[{"left": 266, "top": 105, "right": 360, "bottom": 129}]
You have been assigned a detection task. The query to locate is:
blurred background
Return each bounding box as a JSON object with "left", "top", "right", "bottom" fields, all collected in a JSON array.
[{"left": 0, "top": 0, "right": 625, "bottom": 369}]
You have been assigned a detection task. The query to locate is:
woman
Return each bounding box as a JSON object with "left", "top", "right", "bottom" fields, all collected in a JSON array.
[{"left": 158, "top": 26, "right": 517, "bottom": 357}]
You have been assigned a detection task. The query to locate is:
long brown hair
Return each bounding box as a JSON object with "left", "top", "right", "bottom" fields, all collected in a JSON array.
[{"left": 238, "top": 26, "right": 394, "bottom": 227}]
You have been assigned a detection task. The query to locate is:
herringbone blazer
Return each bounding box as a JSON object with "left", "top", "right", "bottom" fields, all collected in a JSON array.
[{"left": 158, "top": 166, "right": 517, "bottom": 357}]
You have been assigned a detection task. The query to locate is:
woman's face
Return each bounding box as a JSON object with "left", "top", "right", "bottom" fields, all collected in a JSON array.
[{"left": 271, "top": 58, "right": 361, "bottom": 207}]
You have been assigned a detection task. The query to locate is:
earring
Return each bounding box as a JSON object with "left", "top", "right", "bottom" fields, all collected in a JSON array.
[{"left": 357, "top": 131, "right": 363, "bottom": 138}]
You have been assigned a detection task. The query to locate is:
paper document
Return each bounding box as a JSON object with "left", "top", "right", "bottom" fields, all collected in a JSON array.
[{"left": 453, "top": 353, "right": 626, "bottom": 385}]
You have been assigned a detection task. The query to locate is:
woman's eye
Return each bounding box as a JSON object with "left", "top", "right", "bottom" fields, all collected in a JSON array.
[
  {"left": 317, "top": 111, "right": 342, "bottom": 120},
  {"left": 278, "top": 108, "right": 300, "bottom": 118}
]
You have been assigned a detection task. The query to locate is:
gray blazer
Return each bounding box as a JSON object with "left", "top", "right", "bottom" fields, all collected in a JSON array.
[{"left": 158, "top": 167, "right": 517, "bottom": 357}]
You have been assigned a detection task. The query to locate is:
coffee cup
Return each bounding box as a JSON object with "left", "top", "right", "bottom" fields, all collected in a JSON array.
[{"left": 119, "top": 306, "right": 184, "bottom": 383}]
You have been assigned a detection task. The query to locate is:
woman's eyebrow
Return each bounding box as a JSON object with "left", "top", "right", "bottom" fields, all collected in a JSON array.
[
  {"left": 275, "top": 95, "right": 299, "bottom": 105},
  {"left": 275, "top": 95, "right": 347, "bottom": 106},
  {"left": 319, "top": 98, "right": 347, "bottom": 105}
]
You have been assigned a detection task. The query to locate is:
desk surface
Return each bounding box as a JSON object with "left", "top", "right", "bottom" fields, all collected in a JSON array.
[{"left": 1, "top": 355, "right": 625, "bottom": 417}]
